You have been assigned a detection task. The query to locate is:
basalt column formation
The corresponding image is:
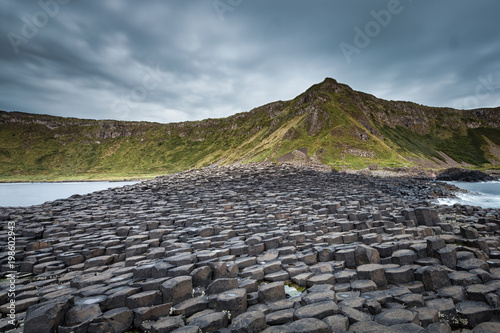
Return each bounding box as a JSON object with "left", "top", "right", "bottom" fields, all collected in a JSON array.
[{"left": 0, "top": 164, "right": 499, "bottom": 332}]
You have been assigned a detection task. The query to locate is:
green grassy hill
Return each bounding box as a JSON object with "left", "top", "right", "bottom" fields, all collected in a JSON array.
[{"left": 1, "top": 78, "right": 499, "bottom": 181}]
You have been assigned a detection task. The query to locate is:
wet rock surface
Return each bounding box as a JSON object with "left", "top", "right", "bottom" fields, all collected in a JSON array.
[
  {"left": 0, "top": 163, "right": 499, "bottom": 332},
  {"left": 437, "top": 168, "right": 497, "bottom": 182}
]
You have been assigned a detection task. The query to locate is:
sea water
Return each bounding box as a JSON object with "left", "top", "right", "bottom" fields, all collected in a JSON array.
[
  {"left": 0, "top": 181, "right": 140, "bottom": 207},
  {"left": 437, "top": 181, "right": 500, "bottom": 209}
]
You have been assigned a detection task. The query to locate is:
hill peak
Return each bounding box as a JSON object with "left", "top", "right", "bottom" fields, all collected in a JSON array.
[
  {"left": 1, "top": 78, "right": 499, "bottom": 180},
  {"left": 307, "top": 77, "right": 347, "bottom": 94}
]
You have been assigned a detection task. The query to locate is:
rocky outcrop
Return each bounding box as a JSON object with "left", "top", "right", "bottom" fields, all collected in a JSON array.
[
  {"left": 437, "top": 168, "right": 497, "bottom": 182},
  {"left": 1, "top": 77, "right": 500, "bottom": 178}
]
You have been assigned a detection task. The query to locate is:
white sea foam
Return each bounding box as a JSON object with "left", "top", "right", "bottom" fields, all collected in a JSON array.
[{"left": 436, "top": 181, "right": 500, "bottom": 209}]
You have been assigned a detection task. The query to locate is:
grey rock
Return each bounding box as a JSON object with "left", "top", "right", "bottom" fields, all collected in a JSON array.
[
  {"left": 189, "top": 311, "right": 228, "bottom": 333},
  {"left": 448, "top": 271, "right": 482, "bottom": 287},
  {"left": 350, "top": 280, "right": 377, "bottom": 293},
  {"left": 207, "top": 278, "right": 238, "bottom": 295},
  {"left": 89, "top": 307, "right": 134, "bottom": 333},
  {"left": 357, "top": 264, "right": 387, "bottom": 287},
  {"left": 457, "top": 258, "right": 489, "bottom": 272},
  {"left": 161, "top": 276, "right": 193, "bottom": 304},
  {"left": 394, "top": 293, "right": 425, "bottom": 307},
  {"left": 265, "top": 308, "right": 294, "bottom": 325},
  {"left": 302, "top": 291, "right": 337, "bottom": 304},
  {"left": 64, "top": 303, "right": 102, "bottom": 326},
  {"left": 258, "top": 282, "right": 285, "bottom": 304},
  {"left": 391, "top": 249, "right": 417, "bottom": 266},
  {"left": 354, "top": 245, "right": 381, "bottom": 266},
  {"left": 435, "top": 246, "right": 457, "bottom": 270},
  {"left": 425, "top": 322, "right": 452, "bottom": 333},
  {"left": 134, "top": 303, "right": 172, "bottom": 328},
  {"left": 173, "top": 296, "right": 208, "bottom": 317},
  {"left": 322, "top": 314, "right": 349, "bottom": 332},
  {"left": 374, "top": 309, "right": 419, "bottom": 326},
  {"left": 391, "top": 323, "right": 424, "bottom": 333},
  {"left": 425, "top": 298, "right": 457, "bottom": 324},
  {"left": 340, "top": 306, "right": 372, "bottom": 324},
  {"left": 348, "top": 320, "right": 398, "bottom": 333},
  {"left": 414, "top": 307, "right": 438, "bottom": 328},
  {"left": 456, "top": 301, "right": 493, "bottom": 329},
  {"left": 171, "top": 326, "right": 202, "bottom": 333},
  {"left": 465, "top": 284, "right": 497, "bottom": 303},
  {"left": 287, "top": 318, "right": 330, "bottom": 333},
  {"left": 414, "top": 208, "right": 439, "bottom": 226},
  {"left": 215, "top": 288, "right": 247, "bottom": 317},
  {"left": 294, "top": 301, "right": 339, "bottom": 320},
  {"left": 385, "top": 266, "right": 415, "bottom": 285},
  {"left": 229, "top": 311, "right": 267, "bottom": 333},
  {"left": 106, "top": 287, "right": 141, "bottom": 310},
  {"left": 437, "top": 285, "right": 466, "bottom": 303},
  {"left": 306, "top": 273, "right": 336, "bottom": 287},
  {"left": 152, "top": 316, "right": 185, "bottom": 333},
  {"left": 421, "top": 266, "right": 451, "bottom": 291},
  {"left": 191, "top": 266, "right": 213, "bottom": 288},
  {"left": 472, "top": 322, "right": 500, "bottom": 333},
  {"left": 24, "top": 296, "right": 73, "bottom": 333},
  {"left": 126, "top": 290, "right": 162, "bottom": 309},
  {"left": 426, "top": 236, "right": 446, "bottom": 257}
]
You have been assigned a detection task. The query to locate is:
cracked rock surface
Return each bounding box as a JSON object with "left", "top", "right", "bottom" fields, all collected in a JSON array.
[{"left": 0, "top": 163, "right": 499, "bottom": 332}]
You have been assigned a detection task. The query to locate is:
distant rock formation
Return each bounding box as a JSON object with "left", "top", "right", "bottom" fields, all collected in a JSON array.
[
  {"left": 437, "top": 168, "right": 497, "bottom": 182},
  {"left": 1, "top": 77, "right": 499, "bottom": 179}
]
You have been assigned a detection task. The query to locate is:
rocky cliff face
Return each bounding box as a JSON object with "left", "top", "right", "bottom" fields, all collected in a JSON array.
[{"left": 1, "top": 78, "right": 499, "bottom": 179}]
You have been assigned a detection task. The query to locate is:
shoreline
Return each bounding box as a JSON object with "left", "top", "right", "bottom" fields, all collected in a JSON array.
[
  {"left": 0, "top": 163, "right": 498, "bottom": 184},
  {"left": 0, "top": 178, "right": 148, "bottom": 184},
  {"left": 0, "top": 176, "right": 157, "bottom": 184},
  {"left": 2, "top": 167, "right": 498, "bottom": 210}
]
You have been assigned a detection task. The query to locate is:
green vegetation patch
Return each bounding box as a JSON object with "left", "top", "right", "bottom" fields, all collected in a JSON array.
[
  {"left": 1, "top": 81, "right": 498, "bottom": 181},
  {"left": 380, "top": 126, "right": 444, "bottom": 162},
  {"left": 380, "top": 125, "right": 499, "bottom": 166}
]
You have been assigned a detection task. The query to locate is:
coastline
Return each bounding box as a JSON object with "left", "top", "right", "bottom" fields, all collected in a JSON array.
[
  {"left": 0, "top": 175, "right": 159, "bottom": 184},
  {"left": 436, "top": 180, "right": 500, "bottom": 209},
  {"left": 1, "top": 163, "right": 498, "bottom": 183}
]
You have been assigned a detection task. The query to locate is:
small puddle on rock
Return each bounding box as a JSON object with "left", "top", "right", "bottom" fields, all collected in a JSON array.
[
  {"left": 284, "top": 282, "right": 305, "bottom": 298},
  {"left": 77, "top": 296, "right": 106, "bottom": 305}
]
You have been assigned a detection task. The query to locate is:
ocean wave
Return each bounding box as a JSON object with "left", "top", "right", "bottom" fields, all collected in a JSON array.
[{"left": 436, "top": 191, "right": 500, "bottom": 209}]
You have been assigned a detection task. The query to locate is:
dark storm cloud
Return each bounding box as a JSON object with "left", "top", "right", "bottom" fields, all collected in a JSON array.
[{"left": 1, "top": 0, "right": 499, "bottom": 123}]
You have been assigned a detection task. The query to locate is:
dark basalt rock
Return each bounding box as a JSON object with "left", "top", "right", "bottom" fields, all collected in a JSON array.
[
  {"left": 437, "top": 168, "right": 496, "bottom": 182},
  {"left": 1, "top": 163, "right": 499, "bottom": 333}
]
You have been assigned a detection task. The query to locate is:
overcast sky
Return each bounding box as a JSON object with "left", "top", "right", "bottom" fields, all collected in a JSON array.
[{"left": 1, "top": 0, "right": 499, "bottom": 123}]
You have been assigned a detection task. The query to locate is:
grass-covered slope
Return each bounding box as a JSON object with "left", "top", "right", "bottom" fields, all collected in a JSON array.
[{"left": 1, "top": 78, "right": 499, "bottom": 181}]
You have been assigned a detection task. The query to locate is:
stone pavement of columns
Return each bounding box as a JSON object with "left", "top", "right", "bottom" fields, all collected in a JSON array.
[{"left": 0, "top": 163, "right": 499, "bottom": 333}]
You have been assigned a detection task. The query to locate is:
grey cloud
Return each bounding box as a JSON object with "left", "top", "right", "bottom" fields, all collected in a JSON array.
[{"left": 0, "top": 0, "right": 499, "bottom": 123}]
